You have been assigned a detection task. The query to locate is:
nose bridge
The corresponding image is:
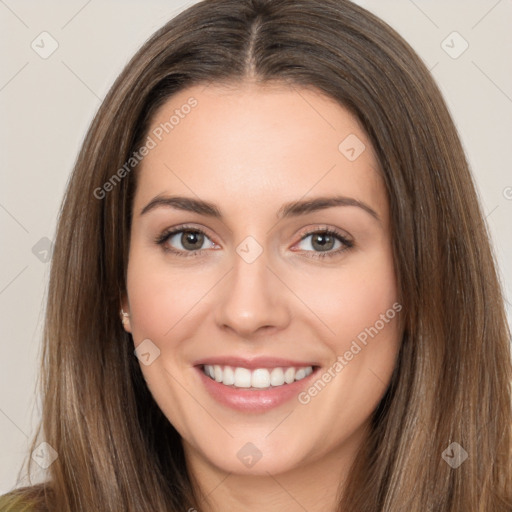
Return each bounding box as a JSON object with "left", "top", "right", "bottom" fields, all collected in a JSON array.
[{"left": 214, "top": 236, "right": 290, "bottom": 336}]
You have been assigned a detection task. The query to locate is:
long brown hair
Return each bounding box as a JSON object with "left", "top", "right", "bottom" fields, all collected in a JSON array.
[{"left": 3, "top": 0, "right": 511, "bottom": 510}]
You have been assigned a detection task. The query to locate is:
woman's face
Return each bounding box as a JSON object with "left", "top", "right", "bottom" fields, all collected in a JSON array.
[{"left": 123, "top": 81, "right": 402, "bottom": 477}]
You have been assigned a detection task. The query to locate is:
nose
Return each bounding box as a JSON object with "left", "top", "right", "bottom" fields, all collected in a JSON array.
[{"left": 214, "top": 246, "right": 291, "bottom": 339}]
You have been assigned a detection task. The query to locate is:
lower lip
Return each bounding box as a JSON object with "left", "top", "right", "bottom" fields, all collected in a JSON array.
[{"left": 195, "top": 366, "right": 318, "bottom": 413}]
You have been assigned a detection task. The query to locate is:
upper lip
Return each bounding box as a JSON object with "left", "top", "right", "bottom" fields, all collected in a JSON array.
[{"left": 193, "top": 356, "right": 319, "bottom": 370}]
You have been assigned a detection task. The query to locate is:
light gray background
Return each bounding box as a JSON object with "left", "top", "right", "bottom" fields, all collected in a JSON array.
[{"left": 1, "top": 0, "right": 511, "bottom": 493}]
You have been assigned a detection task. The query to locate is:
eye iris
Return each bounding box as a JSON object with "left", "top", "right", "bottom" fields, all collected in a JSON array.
[
  {"left": 312, "top": 233, "right": 334, "bottom": 252},
  {"left": 182, "top": 230, "right": 204, "bottom": 250}
]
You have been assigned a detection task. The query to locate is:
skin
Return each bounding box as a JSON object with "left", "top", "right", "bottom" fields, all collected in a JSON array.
[{"left": 121, "top": 81, "right": 402, "bottom": 512}]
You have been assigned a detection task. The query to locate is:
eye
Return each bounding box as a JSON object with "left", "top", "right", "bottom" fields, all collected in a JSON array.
[
  {"left": 294, "top": 228, "right": 354, "bottom": 259},
  {"left": 155, "top": 225, "right": 354, "bottom": 259},
  {"left": 155, "top": 225, "right": 216, "bottom": 257}
]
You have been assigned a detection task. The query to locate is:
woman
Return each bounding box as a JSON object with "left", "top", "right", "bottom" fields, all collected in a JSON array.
[{"left": 1, "top": 0, "right": 511, "bottom": 510}]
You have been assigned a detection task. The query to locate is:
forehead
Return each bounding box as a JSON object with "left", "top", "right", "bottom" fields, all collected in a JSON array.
[{"left": 134, "top": 82, "right": 387, "bottom": 224}]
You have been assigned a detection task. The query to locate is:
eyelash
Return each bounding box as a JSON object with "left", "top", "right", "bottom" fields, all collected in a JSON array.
[{"left": 154, "top": 224, "right": 354, "bottom": 260}]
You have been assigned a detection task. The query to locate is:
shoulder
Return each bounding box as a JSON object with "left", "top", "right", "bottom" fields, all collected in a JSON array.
[
  {"left": 0, "top": 493, "right": 34, "bottom": 511},
  {"left": 0, "top": 485, "right": 49, "bottom": 512}
]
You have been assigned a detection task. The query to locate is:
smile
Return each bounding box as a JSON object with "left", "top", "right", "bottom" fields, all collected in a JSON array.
[
  {"left": 195, "top": 359, "right": 320, "bottom": 412},
  {"left": 202, "top": 364, "right": 314, "bottom": 389}
]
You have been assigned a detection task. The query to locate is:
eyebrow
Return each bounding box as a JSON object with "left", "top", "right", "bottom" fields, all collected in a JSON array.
[{"left": 139, "top": 194, "right": 380, "bottom": 223}]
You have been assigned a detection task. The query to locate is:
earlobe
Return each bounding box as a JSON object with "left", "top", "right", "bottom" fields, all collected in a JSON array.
[{"left": 120, "top": 304, "right": 132, "bottom": 333}]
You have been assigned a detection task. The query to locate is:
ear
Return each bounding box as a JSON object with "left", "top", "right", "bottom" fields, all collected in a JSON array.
[{"left": 120, "top": 295, "right": 132, "bottom": 333}]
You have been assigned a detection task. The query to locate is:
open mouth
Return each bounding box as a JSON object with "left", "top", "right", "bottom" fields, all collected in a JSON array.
[
  {"left": 201, "top": 364, "right": 316, "bottom": 390},
  {"left": 194, "top": 356, "right": 321, "bottom": 411}
]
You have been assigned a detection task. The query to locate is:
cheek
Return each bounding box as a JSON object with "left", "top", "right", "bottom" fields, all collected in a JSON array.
[
  {"left": 291, "top": 246, "right": 398, "bottom": 348},
  {"left": 125, "top": 249, "right": 208, "bottom": 431},
  {"left": 126, "top": 249, "right": 211, "bottom": 342},
  {"left": 292, "top": 249, "right": 401, "bottom": 439}
]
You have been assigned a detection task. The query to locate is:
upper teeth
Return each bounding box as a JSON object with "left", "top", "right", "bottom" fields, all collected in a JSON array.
[{"left": 203, "top": 365, "right": 313, "bottom": 389}]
